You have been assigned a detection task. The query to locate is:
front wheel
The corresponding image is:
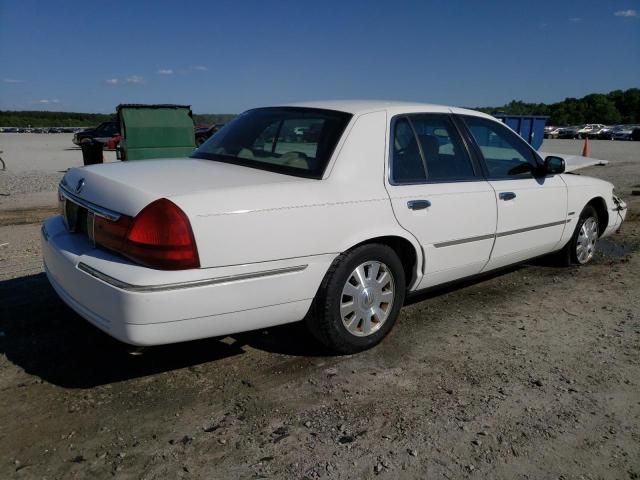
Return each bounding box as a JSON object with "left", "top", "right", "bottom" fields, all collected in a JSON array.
[
  {"left": 557, "top": 205, "right": 599, "bottom": 265},
  {"left": 306, "top": 244, "right": 406, "bottom": 354}
]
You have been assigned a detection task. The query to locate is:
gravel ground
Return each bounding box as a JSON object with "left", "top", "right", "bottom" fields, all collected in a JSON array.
[
  {"left": 0, "top": 134, "right": 116, "bottom": 210},
  {"left": 0, "top": 136, "right": 638, "bottom": 479}
]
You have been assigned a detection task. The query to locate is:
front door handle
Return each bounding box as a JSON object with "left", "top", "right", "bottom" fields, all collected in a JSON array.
[
  {"left": 407, "top": 200, "right": 431, "bottom": 210},
  {"left": 499, "top": 192, "right": 516, "bottom": 201}
]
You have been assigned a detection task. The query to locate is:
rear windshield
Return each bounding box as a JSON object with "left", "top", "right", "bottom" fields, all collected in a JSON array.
[{"left": 191, "top": 107, "right": 352, "bottom": 178}]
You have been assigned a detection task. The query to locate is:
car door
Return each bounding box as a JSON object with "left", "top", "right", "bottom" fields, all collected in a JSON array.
[
  {"left": 459, "top": 115, "right": 568, "bottom": 271},
  {"left": 385, "top": 113, "right": 497, "bottom": 289}
]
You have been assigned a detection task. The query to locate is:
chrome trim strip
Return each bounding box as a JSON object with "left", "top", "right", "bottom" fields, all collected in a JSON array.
[
  {"left": 496, "top": 220, "right": 569, "bottom": 238},
  {"left": 59, "top": 184, "right": 121, "bottom": 221},
  {"left": 433, "top": 220, "right": 569, "bottom": 248},
  {"left": 77, "top": 262, "right": 309, "bottom": 292},
  {"left": 434, "top": 233, "right": 495, "bottom": 248}
]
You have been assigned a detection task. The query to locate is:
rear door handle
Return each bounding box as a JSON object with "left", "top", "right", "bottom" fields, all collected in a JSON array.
[
  {"left": 407, "top": 200, "right": 431, "bottom": 210},
  {"left": 499, "top": 192, "right": 516, "bottom": 201}
]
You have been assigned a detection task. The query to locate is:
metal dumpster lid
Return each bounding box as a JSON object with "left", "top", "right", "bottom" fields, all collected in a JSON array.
[{"left": 117, "top": 103, "right": 192, "bottom": 111}]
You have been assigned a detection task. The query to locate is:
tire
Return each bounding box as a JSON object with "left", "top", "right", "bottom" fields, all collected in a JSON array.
[
  {"left": 306, "top": 244, "right": 406, "bottom": 354},
  {"left": 557, "top": 205, "right": 599, "bottom": 266}
]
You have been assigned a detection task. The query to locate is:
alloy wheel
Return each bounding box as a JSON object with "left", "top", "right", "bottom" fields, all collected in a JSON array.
[{"left": 340, "top": 261, "right": 395, "bottom": 337}]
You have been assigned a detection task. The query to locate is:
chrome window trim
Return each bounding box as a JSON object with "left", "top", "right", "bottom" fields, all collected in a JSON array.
[
  {"left": 59, "top": 184, "right": 122, "bottom": 221},
  {"left": 77, "top": 262, "right": 308, "bottom": 292}
]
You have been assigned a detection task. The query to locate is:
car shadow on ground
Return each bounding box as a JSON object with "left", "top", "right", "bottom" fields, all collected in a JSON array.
[
  {"left": 3, "top": 249, "right": 613, "bottom": 390},
  {"left": 0, "top": 273, "right": 329, "bottom": 389}
]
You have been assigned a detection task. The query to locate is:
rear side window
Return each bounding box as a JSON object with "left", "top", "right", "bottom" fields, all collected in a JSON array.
[
  {"left": 462, "top": 115, "right": 540, "bottom": 179},
  {"left": 192, "top": 107, "right": 352, "bottom": 179},
  {"left": 391, "top": 114, "right": 475, "bottom": 184}
]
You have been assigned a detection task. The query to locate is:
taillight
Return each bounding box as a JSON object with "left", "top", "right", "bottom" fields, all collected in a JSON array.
[
  {"left": 90, "top": 198, "right": 199, "bottom": 270},
  {"left": 122, "top": 198, "right": 200, "bottom": 270},
  {"left": 94, "top": 215, "right": 132, "bottom": 252}
]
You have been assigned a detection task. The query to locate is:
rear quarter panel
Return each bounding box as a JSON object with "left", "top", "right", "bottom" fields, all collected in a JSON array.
[{"left": 172, "top": 110, "right": 422, "bottom": 273}]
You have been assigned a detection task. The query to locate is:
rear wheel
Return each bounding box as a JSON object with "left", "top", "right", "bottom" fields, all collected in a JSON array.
[
  {"left": 557, "top": 205, "right": 599, "bottom": 266},
  {"left": 306, "top": 244, "right": 406, "bottom": 354}
]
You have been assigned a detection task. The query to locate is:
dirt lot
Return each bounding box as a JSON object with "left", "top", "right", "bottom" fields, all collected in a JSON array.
[{"left": 0, "top": 137, "right": 639, "bottom": 479}]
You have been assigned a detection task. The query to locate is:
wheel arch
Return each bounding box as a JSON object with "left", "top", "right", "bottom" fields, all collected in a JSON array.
[
  {"left": 343, "top": 234, "right": 423, "bottom": 290},
  {"left": 586, "top": 197, "right": 608, "bottom": 235}
]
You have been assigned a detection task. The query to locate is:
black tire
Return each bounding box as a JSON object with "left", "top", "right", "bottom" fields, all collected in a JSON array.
[
  {"left": 306, "top": 244, "right": 406, "bottom": 354},
  {"left": 557, "top": 205, "right": 599, "bottom": 266}
]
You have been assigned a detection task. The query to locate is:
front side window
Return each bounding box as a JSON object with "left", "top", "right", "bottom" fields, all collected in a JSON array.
[
  {"left": 391, "top": 114, "right": 475, "bottom": 184},
  {"left": 462, "top": 116, "right": 540, "bottom": 179},
  {"left": 192, "top": 108, "right": 352, "bottom": 178}
]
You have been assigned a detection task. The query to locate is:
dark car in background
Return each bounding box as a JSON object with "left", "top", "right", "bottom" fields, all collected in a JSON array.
[
  {"left": 72, "top": 121, "right": 120, "bottom": 146},
  {"left": 612, "top": 125, "right": 638, "bottom": 141},
  {"left": 557, "top": 126, "right": 580, "bottom": 139},
  {"left": 195, "top": 123, "right": 224, "bottom": 146}
]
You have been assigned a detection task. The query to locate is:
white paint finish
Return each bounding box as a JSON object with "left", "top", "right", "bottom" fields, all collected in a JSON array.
[
  {"left": 42, "top": 101, "right": 626, "bottom": 347},
  {"left": 386, "top": 181, "right": 497, "bottom": 288},
  {"left": 557, "top": 174, "right": 619, "bottom": 246},
  {"left": 42, "top": 216, "right": 328, "bottom": 344},
  {"left": 175, "top": 111, "right": 419, "bottom": 269},
  {"left": 484, "top": 176, "right": 567, "bottom": 269},
  {"left": 46, "top": 265, "right": 312, "bottom": 347},
  {"left": 62, "top": 158, "right": 306, "bottom": 217}
]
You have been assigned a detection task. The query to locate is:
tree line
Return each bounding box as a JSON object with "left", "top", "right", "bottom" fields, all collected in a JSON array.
[
  {"left": 476, "top": 88, "right": 640, "bottom": 126},
  {"left": 2, "top": 88, "right": 638, "bottom": 128}
]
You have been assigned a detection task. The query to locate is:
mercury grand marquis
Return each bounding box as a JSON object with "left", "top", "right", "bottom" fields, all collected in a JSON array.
[{"left": 41, "top": 101, "right": 627, "bottom": 353}]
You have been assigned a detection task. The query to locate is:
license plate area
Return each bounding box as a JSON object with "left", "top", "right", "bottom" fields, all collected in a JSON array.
[{"left": 62, "top": 198, "right": 95, "bottom": 243}]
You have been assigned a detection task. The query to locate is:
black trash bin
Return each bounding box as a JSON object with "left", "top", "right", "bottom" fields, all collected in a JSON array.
[{"left": 80, "top": 141, "right": 104, "bottom": 166}]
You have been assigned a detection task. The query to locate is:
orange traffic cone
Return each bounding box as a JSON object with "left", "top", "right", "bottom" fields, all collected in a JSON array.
[{"left": 581, "top": 136, "right": 590, "bottom": 157}]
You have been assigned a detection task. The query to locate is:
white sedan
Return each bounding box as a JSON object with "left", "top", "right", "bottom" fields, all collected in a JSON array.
[{"left": 41, "top": 101, "right": 627, "bottom": 353}]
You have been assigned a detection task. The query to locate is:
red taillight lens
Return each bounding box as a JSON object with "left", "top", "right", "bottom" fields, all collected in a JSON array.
[
  {"left": 94, "top": 215, "right": 133, "bottom": 252},
  {"left": 122, "top": 198, "right": 200, "bottom": 270}
]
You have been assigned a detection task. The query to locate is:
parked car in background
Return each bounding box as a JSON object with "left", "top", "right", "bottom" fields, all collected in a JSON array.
[
  {"left": 43, "top": 101, "right": 627, "bottom": 353},
  {"left": 104, "top": 133, "right": 122, "bottom": 151},
  {"left": 612, "top": 125, "right": 637, "bottom": 141},
  {"left": 73, "top": 121, "right": 120, "bottom": 146},
  {"left": 557, "top": 126, "right": 580, "bottom": 139},
  {"left": 544, "top": 126, "right": 563, "bottom": 139},
  {"left": 585, "top": 125, "right": 611, "bottom": 139},
  {"left": 577, "top": 124, "right": 606, "bottom": 139},
  {"left": 195, "top": 124, "right": 224, "bottom": 146}
]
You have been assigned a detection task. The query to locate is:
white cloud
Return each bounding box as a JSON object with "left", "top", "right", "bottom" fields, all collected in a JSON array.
[
  {"left": 157, "top": 69, "right": 174, "bottom": 75},
  {"left": 125, "top": 75, "right": 144, "bottom": 84},
  {"left": 569, "top": 17, "right": 581, "bottom": 23},
  {"left": 614, "top": 9, "right": 637, "bottom": 17},
  {"left": 38, "top": 99, "right": 60, "bottom": 104},
  {"left": 106, "top": 75, "right": 144, "bottom": 85},
  {"left": 3, "top": 78, "right": 23, "bottom": 84},
  {"left": 194, "top": 65, "right": 208, "bottom": 71}
]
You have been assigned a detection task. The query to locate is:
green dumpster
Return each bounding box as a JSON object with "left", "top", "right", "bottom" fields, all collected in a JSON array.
[{"left": 116, "top": 104, "right": 196, "bottom": 161}]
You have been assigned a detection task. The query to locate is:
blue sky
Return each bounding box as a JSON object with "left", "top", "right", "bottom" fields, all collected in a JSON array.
[{"left": 1, "top": 0, "right": 638, "bottom": 113}]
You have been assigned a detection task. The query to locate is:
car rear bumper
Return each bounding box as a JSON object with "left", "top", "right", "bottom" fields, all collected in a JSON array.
[{"left": 41, "top": 216, "right": 333, "bottom": 346}]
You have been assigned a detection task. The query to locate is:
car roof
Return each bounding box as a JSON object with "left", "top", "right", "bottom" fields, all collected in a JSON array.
[{"left": 275, "top": 100, "right": 496, "bottom": 120}]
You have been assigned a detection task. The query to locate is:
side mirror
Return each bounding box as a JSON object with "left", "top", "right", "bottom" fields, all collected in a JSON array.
[{"left": 544, "top": 156, "right": 565, "bottom": 175}]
